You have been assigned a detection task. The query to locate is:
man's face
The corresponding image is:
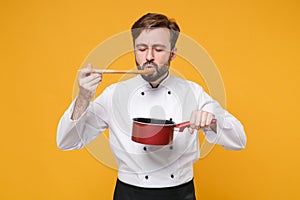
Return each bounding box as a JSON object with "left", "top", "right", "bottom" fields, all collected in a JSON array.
[{"left": 134, "top": 28, "right": 176, "bottom": 82}]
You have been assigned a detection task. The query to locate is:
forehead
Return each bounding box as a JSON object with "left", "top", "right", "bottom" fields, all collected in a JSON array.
[{"left": 135, "top": 28, "right": 171, "bottom": 47}]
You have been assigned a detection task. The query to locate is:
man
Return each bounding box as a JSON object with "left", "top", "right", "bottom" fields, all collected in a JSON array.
[{"left": 57, "top": 13, "right": 246, "bottom": 200}]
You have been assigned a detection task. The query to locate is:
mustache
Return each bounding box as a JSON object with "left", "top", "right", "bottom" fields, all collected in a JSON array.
[{"left": 141, "top": 61, "right": 159, "bottom": 68}]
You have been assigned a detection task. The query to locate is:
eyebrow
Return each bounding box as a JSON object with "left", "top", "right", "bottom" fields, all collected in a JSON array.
[{"left": 135, "top": 43, "right": 167, "bottom": 49}]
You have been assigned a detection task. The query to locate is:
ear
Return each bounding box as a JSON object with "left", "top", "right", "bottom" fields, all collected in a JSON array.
[{"left": 170, "top": 47, "right": 177, "bottom": 61}]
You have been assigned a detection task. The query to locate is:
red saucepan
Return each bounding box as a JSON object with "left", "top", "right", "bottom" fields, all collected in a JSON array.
[{"left": 132, "top": 117, "right": 217, "bottom": 145}]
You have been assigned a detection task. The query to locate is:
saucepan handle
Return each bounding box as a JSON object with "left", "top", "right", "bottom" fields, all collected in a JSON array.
[
  {"left": 175, "top": 119, "right": 217, "bottom": 132},
  {"left": 211, "top": 119, "right": 217, "bottom": 124},
  {"left": 175, "top": 122, "right": 190, "bottom": 132}
]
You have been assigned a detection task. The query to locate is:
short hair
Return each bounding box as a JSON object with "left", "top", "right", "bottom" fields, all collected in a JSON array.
[{"left": 131, "top": 13, "right": 180, "bottom": 50}]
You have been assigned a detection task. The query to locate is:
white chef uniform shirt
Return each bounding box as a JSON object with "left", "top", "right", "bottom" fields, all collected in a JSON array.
[{"left": 57, "top": 74, "right": 246, "bottom": 188}]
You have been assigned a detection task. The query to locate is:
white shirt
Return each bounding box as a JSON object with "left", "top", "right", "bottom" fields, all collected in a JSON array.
[{"left": 57, "top": 74, "right": 246, "bottom": 188}]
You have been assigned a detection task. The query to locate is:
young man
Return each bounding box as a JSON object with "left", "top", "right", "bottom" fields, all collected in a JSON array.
[{"left": 57, "top": 13, "right": 246, "bottom": 200}]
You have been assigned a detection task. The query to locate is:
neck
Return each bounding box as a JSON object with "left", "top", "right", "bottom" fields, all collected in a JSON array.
[{"left": 149, "top": 71, "right": 169, "bottom": 88}]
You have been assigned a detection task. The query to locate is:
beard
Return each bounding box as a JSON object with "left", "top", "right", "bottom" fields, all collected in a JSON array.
[{"left": 136, "top": 59, "right": 171, "bottom": 83}]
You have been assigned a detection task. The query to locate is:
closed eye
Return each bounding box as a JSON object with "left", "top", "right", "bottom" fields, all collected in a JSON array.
[
  {"left": 155, "top": 48, "right": 164, "bottom": 52},
  {"left": 137, "top": 48, "right": 147, "bottom": 52}
]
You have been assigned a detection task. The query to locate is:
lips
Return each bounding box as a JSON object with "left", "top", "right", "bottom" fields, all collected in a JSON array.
[
  {"left": 143, "top": 65, "right": 156, "bottom": 73},
  {"left": 145, "top": 65, "right": 154, "bottom": 69}
]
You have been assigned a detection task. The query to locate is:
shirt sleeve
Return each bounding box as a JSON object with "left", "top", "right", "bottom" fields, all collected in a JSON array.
[
  {"left": 194, "top": 83, "right": 247, "bottom": 150},
  {"left": 56, "top": 88, "right": 111, "bottom": 150}
]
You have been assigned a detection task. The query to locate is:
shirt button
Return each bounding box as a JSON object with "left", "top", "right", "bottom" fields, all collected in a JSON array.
[
  {"left": 145, "top": 175, "right": 149, "bottom": 180},
  {"left": 170, "top": 145, "right": 173, "bottom": 150},
  {"left": 141, "top": 92, "right": 145, "bottom": 95},
  {"left": 143, "top": 146, "right": 147, "bottom": 151},
  {"left": 171, "top": 174, "right": 174, "bottom": 178},
  {"left": 168, "top": 91, "right": 171, "bottom": 95}
]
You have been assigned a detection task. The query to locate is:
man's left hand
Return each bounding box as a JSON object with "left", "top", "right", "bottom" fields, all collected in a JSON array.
[{"left": 189, "top": 110, "right": 215, "bottom": 134}]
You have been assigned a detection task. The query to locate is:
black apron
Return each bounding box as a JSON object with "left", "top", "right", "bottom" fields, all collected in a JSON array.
[{"left": 113, "top": 179, "right": 196, "bottom": 200}]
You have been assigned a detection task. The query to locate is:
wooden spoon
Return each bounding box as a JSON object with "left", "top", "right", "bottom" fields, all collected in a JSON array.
[{"left": 93, "top": 69, "right": 154, "bottom": 74}]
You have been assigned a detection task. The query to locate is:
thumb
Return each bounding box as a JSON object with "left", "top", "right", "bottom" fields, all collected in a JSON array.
[
  {"left": 87, "top": 63, "right": 93, "bottom": 71},
  {"left": 78, "top": 63, "right": 94, "bottom": 78}
]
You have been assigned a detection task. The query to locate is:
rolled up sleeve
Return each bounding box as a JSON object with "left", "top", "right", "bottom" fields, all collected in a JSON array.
[{"left": 56, "top": 88, "right": 111, "bottom": 150}]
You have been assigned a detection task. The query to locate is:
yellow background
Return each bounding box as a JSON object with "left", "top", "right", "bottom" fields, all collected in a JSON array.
[{"left": 1, "top": 0, "right": 299, "bottom": 199}]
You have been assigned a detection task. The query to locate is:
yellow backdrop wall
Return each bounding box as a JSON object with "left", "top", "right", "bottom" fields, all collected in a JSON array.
[{"left": 1, "top": 0, "right": 299, "bottom": 199}]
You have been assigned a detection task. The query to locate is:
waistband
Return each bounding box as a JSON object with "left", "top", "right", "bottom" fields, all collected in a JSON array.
[
  {"left": 116, "top": 178, "right": 194, "bottom": 191},
  {"left": 114, "top": 178, "right": 196, "bottom": 200}
]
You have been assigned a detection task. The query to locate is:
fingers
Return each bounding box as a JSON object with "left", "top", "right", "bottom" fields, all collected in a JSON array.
[
  {"left": 199, "top": 111, "right": 207, "bottom": 127},
  {"left": 77, "top": 63, "right": 102, "bottom": 101},
  {"left": 79, "top": 63, "right": 95, "bottom": 79},
  {"left": 189, "top": 110, "right": 197, "bottom": 134},
  {"left": 79, "top": 73, "right": 102, "bottom": 86},
  {"left": 206, "top": 113, "right": 213, "bottom": 127},
  {"left": 189, "top": 110, "right": 215, "bottom": 134}
]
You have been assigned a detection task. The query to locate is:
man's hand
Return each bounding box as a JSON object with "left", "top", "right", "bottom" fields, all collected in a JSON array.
[
  {"left": 71, "top": 63, "right": 102, "bottom": 120},
  {"left": 78, "top": 63, "right": 102, "bottom": 101},
  {"left": 188, "top": 110, "right": 215, "bottom": 134}
]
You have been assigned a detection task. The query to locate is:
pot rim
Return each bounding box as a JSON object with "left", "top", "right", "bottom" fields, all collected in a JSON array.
[{"left": 133, "top": 117, "right": 175, "bottom": 126}]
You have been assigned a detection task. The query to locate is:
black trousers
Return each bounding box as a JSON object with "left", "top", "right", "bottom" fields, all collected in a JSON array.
[{"left": 113, "top": 179, "right": 196, "bottom": 200}]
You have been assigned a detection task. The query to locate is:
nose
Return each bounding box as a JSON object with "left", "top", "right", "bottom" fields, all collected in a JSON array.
[{"left": 146, "top": 48, "right": 154, "bottom": 62}]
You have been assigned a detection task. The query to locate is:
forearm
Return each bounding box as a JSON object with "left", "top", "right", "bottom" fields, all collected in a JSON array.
[{"left": 71, "top": 95, "right": 90, "bottom": 120}]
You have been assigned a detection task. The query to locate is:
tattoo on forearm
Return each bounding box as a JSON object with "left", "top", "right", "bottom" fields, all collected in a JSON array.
[{"left": 71, "top": 98, "right": 89, "bottom": 120}]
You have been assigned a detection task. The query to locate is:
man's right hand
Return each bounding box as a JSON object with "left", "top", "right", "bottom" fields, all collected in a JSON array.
[
  {"left": 71, "top": 63, "right": 102, "bottom": 120},
  {"left": 78, "top": 63, "right": 102, "bottom": 102}
]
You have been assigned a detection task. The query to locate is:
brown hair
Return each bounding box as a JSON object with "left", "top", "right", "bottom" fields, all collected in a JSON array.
[{"left": 131, "top": 13, "right": 180, "bottom": 50}]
